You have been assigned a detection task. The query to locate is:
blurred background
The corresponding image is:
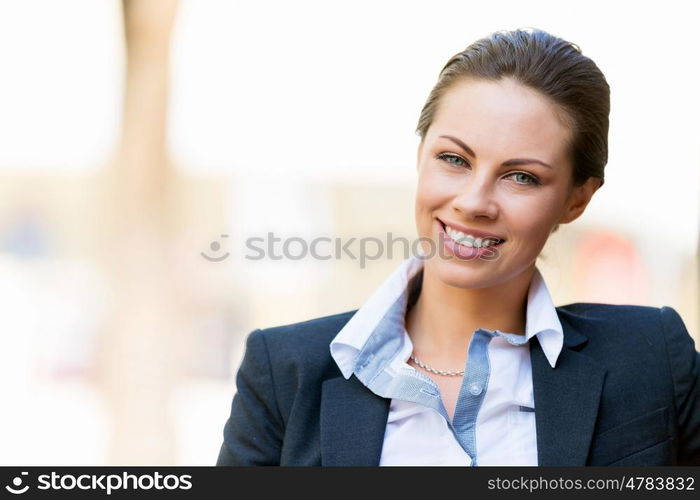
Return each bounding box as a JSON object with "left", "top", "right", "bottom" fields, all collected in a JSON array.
[{"left": 0, "top": 0, "right": 697, "bottom": 465}]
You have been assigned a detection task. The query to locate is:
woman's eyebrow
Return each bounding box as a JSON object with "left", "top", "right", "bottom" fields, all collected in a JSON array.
[{"left": 439, "top": 134, "right": 553, "bottom": 169}]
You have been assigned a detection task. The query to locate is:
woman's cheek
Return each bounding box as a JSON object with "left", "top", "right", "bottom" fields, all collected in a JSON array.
[
  {"left": 415, "top": 179, "right": 434, "bottom": 213},
  {"left": 417, "top": 172, "right": 452, "bottom": 207}
]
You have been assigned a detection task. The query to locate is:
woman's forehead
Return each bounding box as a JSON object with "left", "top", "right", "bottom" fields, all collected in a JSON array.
[{"left": 428, "top": 80, "right": 574, "bottom": 159}]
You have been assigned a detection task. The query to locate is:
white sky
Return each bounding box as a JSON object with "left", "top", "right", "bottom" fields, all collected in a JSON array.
[
  {"left": 0, "top": 0, "right": 124, "bottom": 169},
  {"left": 0, "top": 0, "right": 697, "bottom": 249}
]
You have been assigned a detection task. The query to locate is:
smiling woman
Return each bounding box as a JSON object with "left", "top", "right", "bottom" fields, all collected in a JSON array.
[{"left": 216, "top": 28, "right": 700, "bottom": 466}]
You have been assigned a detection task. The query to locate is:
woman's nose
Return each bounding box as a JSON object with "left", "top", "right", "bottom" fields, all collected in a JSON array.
[{"left": 450, "top": 173, "right": 499, "bottom": 220}]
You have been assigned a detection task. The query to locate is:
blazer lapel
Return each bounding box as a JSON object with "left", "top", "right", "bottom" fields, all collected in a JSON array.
[
  {"left": 531, "top": 312, "right": 607, "bottom": 466},
  {"left": 320, "top": 374, "right": 391, "bottom": 466}
]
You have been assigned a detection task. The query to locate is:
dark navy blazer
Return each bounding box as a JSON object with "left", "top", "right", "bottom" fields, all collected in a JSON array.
[{"left": 216, "top": 303, "right": 700, "bottom": 466}]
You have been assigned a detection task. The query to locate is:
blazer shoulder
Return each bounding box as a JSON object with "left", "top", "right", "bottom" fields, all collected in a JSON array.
[
  {"left": 556, "top": 301, "right": 662, "bottom": 319},
  {"left": 250, "top": 309, "right": 358, "bottom": 365},
  {"left": 258, "top": 309, "right": 358, "bottom": 341},
  {"left": 556, "top": 302, "right": 692, "bottom": 347}
]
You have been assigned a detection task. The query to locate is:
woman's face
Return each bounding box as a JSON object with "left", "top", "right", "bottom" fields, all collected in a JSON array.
[{"left": 415, "top": 77, "right": 599, "bottom": 289}]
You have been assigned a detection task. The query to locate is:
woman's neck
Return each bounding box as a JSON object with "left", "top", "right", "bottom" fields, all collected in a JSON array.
[{"left": 405, "top": 265, "right": 534, "bottom": 359}]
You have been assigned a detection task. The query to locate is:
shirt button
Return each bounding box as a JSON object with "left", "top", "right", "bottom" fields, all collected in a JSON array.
[{"left": 469, "top": 383, "right": 483, "bottom": 396}]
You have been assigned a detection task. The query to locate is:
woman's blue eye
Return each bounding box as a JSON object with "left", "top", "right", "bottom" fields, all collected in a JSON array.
[
  {"left": 508, "top": 172, "right": 540, "bottom": 186},
  {"left": 436, "top": 152, "right": 468, "bottom": 167},
  {"left": 436, "top": 153, "right": 541, "bottom": 186}
]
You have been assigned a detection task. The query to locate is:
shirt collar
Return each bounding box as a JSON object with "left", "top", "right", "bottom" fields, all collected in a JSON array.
[{"left": 330, "top": 255, "right": 565, "bottom": 379}]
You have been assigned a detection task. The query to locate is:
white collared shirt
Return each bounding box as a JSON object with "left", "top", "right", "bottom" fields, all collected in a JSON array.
[{"left": 329, "top": 254, "right": 564, "bottom": 466}]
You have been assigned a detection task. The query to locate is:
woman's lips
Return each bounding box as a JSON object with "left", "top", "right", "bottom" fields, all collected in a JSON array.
[
  {"left": 437, "top": 221, "right": 504, "bottom": 260},
  {"left": 437, "top": 218, "right": 505, "bottom": 243}
]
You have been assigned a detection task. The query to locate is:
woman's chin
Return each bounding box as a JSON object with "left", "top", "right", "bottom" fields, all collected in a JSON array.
[{"left": 427, "top": 258, "right": 503, "bottom": 290}]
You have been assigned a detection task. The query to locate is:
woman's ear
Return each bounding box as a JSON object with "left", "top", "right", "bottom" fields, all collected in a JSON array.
[{"left": 558, "top": 177, "right": 602, "bottom": 225}]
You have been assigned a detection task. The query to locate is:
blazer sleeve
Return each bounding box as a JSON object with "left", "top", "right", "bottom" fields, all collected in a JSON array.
[
  {"left": 216, "top": 329, "right": 285, "bottom": 465},
  {"left": 660, "top": 306, "right": 700, "bottom": 465}
]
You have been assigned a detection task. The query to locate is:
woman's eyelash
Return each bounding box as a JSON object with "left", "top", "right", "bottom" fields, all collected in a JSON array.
[
  {"left": 434, "top": 152, "right": 541, "bottom": 186},
  {"left": 436, "top": 152, "right": 470, "bottom": 168}
]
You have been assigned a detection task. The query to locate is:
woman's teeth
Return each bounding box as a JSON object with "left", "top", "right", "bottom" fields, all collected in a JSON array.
[{"left": 445, "top": 226, "right": 501, "bottom": 248}]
